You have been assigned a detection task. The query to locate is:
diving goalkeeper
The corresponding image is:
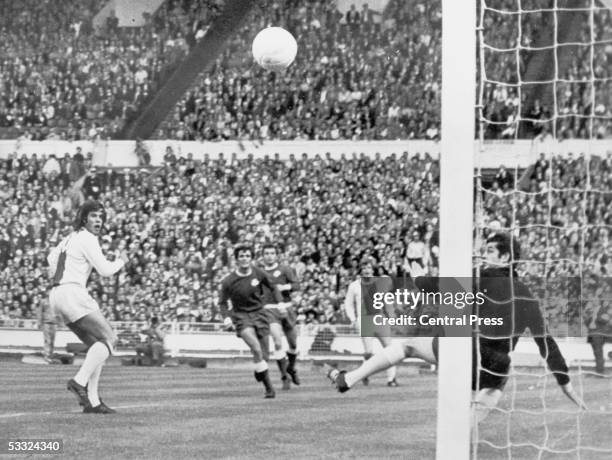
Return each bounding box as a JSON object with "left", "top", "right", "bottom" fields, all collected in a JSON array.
[{"left": 327, "top": 233, "right": 586, "bottom": 422}]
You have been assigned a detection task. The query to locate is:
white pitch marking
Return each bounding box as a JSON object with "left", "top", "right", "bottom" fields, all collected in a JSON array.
[{"left": 0, "top": 401, "right": 197, "bottom": 419}]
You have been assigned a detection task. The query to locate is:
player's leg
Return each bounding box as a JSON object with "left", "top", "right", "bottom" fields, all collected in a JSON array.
[
  {"left": 282, "top": 310, "right": 300, "bottom": 385},
  {"left": 67, "top": 310, "right": 117, "bottom": 413},
  {"left": 589, "top": 335, "right": 605, "bottom": 375},
  {"left": 43, "top": 322, "right": 56, "bottom": 362},
  {"left": 151, "top": 342, "right": 164, "bottom": 366},
  {"left": 329, "top": 337, "right": 437, "bottom": 392},
  {"left": 268, "top": 309, "right": 290, "bottom": 389},
  {"left": 240, "top": 325, "right": 275, "bottom": 398},
  {"left": 378, "top": 334, "right": 398, "bottom": 386},
  {"left": 361, "top": 337, "right": 374, "bottom": 385}
]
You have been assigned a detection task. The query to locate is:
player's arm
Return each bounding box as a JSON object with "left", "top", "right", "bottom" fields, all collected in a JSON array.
[
  {"left": 380, "top": 277, "right": 396, "bottom": 318},
  {"left": 524, "top": 298, "right": 587, "bottom": 409},
  {"left": 154, "top": 325, "right": 166, "bottom": 341},
  {"left": 343, "top": 282, "right": 358, "bottom": 324},
  {"left": 82, "top": 233, "right": 126, "bottom": 276},
  {"left": 218, "top": 281, "right": 234, "bottom": 329},
  {"left": 47, "top": 244, "right": 61, "bottom": 279},
  {"left": 533, "top": 334, "right": 586, "bottom": 409},
  {"left": 278, "top": 266, "right": 300, "bottom": 292},
  {"left": 37, "top": 301, "right": 44, "bottom": 330}
]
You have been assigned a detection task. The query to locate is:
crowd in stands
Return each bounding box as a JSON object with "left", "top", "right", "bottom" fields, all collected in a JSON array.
[
  {"left": 0, "top": 149, "right": 440, "bottom": 326},
  {"left": 0, "top": 0, "right": 223, "bottom": 140},
  {"left": 157, "top": 0, "right": 442, "bottom": 141},
  {"left": 481, "top": 0, "right": 612, "bottom": 140},
  {"left": 1, "top": 147, "right": 610, "bottom": 333},
  {"left": 0, "top": 0, "right": 609, "bottom": 141},
  {"left": 480, "top": 150, "right": 612, "bottom": 332}
]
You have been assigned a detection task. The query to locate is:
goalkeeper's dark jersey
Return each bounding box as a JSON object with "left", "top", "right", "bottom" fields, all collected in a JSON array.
[{"left": 417, "top": 267, "right": 570, "bottom": 390}]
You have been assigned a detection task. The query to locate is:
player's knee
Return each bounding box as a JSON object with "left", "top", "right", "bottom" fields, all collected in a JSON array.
[
  {"left": 102, "top": 333, "right": 117, "bottom": 355},
  {"left": 253, "top": 349, "right": 264, "bottom": 362},
  {"left": 272, "top": 335, "right": 283, "bottom": 349},
  {"left": 272, "top": 349, "right": 286, "bottom": 360},
  {"left": 382, "top": 343, "right": 407, "bottom": 365}
]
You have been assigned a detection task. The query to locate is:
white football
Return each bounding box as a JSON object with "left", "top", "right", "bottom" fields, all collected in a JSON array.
[{"left": 252, "top": 27, "right": 298, "bottom": 72}]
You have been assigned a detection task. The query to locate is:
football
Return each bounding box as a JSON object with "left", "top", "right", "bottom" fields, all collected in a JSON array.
[{"left": 252, "top": 26, "right": 298, "bottom": 72}]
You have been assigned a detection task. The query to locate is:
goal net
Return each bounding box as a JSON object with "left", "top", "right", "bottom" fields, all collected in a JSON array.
[{"left": 470, "top": 0, "right": 612, "bottom": 459}]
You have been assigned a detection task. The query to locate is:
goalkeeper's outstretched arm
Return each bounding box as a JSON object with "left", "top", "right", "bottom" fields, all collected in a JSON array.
[
  {"left": 533, "top": 335, "right": 587, "bottom": 410},
  {"left": 517, "top": 284, "right": 587, "bottom": 410}
]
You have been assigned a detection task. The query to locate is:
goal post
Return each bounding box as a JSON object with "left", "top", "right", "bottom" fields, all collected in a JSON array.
[{"left": 436, "top": 0, "right": 476, "bottom": 459}]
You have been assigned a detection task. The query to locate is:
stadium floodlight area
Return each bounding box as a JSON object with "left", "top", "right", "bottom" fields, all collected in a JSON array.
[{"left": 439, "top": 0, "right": 612, "bottom": 458}]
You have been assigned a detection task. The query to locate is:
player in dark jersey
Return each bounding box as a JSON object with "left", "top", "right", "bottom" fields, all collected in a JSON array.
[
  {"left": 328, "top": 233, "right": 586, "bottom": 422},
  {"left": 220, "top": 244, "right": 283, "bottom": 398},
  {"left": 260, "top": 243, "right": 301, "bottom": 389}
]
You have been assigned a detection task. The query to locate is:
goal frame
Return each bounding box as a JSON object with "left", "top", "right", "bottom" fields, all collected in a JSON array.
[{"left": 436, "top": 0, "right": 476, "bottom": 459}]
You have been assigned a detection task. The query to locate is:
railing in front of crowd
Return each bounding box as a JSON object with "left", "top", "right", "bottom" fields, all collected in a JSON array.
[{"left": 0, "top": 319, "right": 359, "bottom": 336}]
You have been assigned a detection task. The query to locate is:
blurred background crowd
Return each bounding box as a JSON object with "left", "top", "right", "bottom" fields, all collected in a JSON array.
[{"left": 1, "top": 0, "right": 609, "bottom": 141}]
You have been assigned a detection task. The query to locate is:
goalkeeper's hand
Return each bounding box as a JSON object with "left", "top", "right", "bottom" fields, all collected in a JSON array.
[
  {"left": 223, "top": 317, "right": 234, "bottom": 331},
  {"left": 560, "top": 382, "right": 588, "bottom": 410}
]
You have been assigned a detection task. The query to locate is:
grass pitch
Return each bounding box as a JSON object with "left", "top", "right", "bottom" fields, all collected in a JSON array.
[{"left": 0, "top": 361, "right": 609, "bottom": 459}]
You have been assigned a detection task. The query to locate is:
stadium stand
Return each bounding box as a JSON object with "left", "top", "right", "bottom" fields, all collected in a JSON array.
[
  {"left": 0, "top": 0, "right": 223, "bottom": 141},
  {"left": 0, "top": 0, "right": 609, "bottom": 329},
  {"left": 1, "top": 149, "right": 610, "bottom": 331},
  {"left": 0, "top": 150, "right": 440, "bottom": 325},
  {"left": 0, "top": 0, "right": 609, "bottom": 141}
]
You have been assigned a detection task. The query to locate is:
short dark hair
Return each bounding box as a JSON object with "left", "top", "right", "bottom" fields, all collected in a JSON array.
[
  {"left": 262, "top": 243, "right": 278, "bottom": 254},
  {"left": 73, "top": 200, "right": 105, "bottom": 231},
  {"left": 233, "top": 244, "right": 254, "bottom": 258},
  {"left": 359, "top": 259, "right": 374, "bottom": 274},
  {"left": 487, "top": 233, "right": 521, "bottom": 262}
]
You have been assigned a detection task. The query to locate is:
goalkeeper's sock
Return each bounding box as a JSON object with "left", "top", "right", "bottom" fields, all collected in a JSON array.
[{"left": 345, "top": 344, "right": 406, "bottom": 388}]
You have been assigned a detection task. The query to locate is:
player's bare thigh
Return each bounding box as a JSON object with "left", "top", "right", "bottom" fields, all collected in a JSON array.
[
  {"left": 401, "top": 337, "right": 437, "bottom": 364},
  {"left": 374, "top": 324, "right": 393, "bottom": 347},
  {"left": 69, "top": 310, "right": 117, "bottom": 347},
  {"left": 269, "top": 321, "right": 284, "bottom": 349},
  {"left": 239, "top": 326, "right": 265, "bottom": 361}
]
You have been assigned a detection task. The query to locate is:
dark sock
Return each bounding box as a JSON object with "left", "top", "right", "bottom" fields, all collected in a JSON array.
[
  {"left": 255, "top": 370, "right": 274, "bottom": 392},
  {"left": 287, "top": 351, "right": 297, "bottom": 372},
  {"left": 276, "top": 357, "right": 289, "bottom": 379}
]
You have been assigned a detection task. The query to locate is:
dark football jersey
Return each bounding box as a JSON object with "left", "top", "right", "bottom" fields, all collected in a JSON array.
[
  {"left": 220, "top": 266, "right": 276, "bottom": 314},
  {"left": 260, "top": 264, "right": 299, "bottom": 304}
]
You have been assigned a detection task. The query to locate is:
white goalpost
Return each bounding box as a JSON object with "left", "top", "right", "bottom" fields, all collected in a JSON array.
[{"left": 436, "top": 0, "right": 476, "bottom": 459}]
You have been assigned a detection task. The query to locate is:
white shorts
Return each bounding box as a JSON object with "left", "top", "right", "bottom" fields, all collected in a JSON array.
[{"left": 49, "top": 285, "right": 100, "bottom": 324}]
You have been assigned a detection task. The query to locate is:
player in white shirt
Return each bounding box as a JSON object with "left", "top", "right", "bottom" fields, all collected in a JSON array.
[
  {"left": 344, "top": 261, "right": 398, "bottom": 387},
  {"left": 48, "top": 200, "right": 128, "bottom": 414}
]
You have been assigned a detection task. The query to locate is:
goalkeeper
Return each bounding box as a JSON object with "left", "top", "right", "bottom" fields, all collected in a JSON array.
[{"left": 328, "top": 233, "right": 586, "bottom": 422}]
